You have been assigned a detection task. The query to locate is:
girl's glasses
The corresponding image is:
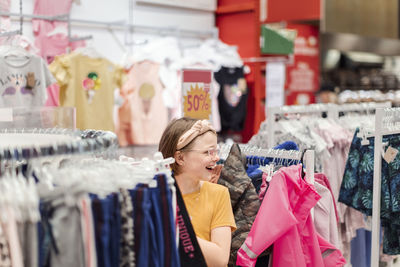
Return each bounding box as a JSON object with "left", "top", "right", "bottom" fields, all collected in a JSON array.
[{"left": 186, "top": 145, "right": 220, "bottom": 158}]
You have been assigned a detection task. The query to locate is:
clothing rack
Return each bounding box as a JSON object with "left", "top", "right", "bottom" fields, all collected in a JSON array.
[
  {"left": 371, "top": 108, "right": 400, "bottom": 267},
  {"left": 0, "top": 128, "right": 118, "bottom": 161},
  {"left": 223, "top": 144, "right": 315, "bottom": 184},
  {"left": 266, "top": 102, "right": 392, "bottom": 148},
  {"left": 327, "top": 102, "right": 391, "bottom": 121}
]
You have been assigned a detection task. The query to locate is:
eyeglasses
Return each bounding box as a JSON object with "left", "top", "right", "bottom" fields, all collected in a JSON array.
[{"left": 185, "top": 145, "right": 220, "bottom": 158}]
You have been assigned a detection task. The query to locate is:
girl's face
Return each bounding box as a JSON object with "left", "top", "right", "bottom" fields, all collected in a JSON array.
[{"left": 179, "top": 131, "right": 220, "bottom": 182}]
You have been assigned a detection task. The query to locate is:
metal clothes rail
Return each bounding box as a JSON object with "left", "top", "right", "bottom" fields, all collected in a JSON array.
[{"left": 266, "top": 102, "right": 392, "bottom": 148}]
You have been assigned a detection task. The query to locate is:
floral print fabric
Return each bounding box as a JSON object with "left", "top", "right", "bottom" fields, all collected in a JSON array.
[{"left": 339, "top": 128, "right": 400, "bottom": 254}]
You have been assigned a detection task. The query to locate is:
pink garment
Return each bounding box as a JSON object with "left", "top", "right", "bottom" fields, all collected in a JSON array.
[
  {"left": 258, "top": 172, "right": 268, "bottom": 202},
  {"left": 32, "top": 0, "right": 73, "bottom": 35},
  {"left": 79, "top": 196, "right": 97, "bottom": 267},
  {"left": 2, "top": 207, "right": 23, "bottom": 267},
  {"left": 45, "top": 83, "right": 60, "bottom": 106},
  {"left": 236, "top": 164, "right": 346, "bottom": 267},
  {"left": 0, "top": 0, "right": 11, "bottom": 31},
  {"left": 315, "top": 173, "right": 339, "bottom": 223},
  {"left": 33, "top": 0, "right": 85, "bottom": 63},
  {"left": 314, "top": 181, "right": 340, "bottom": 248},
  {"left": 318, "top": 234, "right": 346, "bottom": 267},
  {"left": 316, "top": 122, "right": 366, "bottom": 262},
  {"left": 117, "top": 61, "right": 168, "bottom": 145},
  {"left": 35, "top": 34, "right": 86, "bottom": 64}
]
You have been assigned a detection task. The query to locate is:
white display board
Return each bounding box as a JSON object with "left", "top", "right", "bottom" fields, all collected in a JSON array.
[{"left": 266, "top": 62, "right": 286, "bottom": 108}]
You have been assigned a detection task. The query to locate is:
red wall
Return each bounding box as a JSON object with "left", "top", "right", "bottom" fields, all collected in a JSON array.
[{"left": 266, "top": 0, "right": 320, "bottom": 22}]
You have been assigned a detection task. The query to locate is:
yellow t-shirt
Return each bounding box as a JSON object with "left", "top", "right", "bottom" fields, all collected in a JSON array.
[
  {"left": 49, "top": 52, "right": 124, "bottom": 131},
  {"left": 183, "top": 181, "right": 236, "bottom": 241}
]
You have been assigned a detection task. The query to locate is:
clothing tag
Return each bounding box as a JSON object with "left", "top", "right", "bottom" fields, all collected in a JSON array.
[
  {"left": 384, "top": 146, "right": 398, "bottom": 164},
  {"left": 0, "top": 108, "right": 13, "bottom": 122}
]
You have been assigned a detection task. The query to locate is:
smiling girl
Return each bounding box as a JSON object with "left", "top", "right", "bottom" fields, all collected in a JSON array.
[{"left": 159, "top": 117, "right": 236, "bottom": 267}]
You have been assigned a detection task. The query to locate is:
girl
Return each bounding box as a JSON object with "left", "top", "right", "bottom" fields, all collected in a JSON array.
[{"left": 159, "top": 117, "right": 236, "bottom": 267}]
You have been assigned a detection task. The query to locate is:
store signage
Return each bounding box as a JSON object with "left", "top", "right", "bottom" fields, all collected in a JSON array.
[
  {"left": 182, "top": 69, "right": 213, "bottom": 121},
  {"left": 285, "top": 24, "right": 319, "bottom": 105},
  {"left": 266, "top": 62, "right": 285, "bottom": 108}
]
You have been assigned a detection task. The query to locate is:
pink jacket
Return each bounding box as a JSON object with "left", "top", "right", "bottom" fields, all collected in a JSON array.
[{"left": 236, "top": 165, "right": 346, "bottom": 267}]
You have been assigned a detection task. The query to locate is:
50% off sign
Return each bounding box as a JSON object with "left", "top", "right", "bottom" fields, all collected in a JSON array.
[{"left": 182, "top": 69, "right": 213, "bottom": 120}]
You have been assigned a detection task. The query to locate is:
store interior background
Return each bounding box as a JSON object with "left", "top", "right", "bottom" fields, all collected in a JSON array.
[{"left": 9, "top": 0, "right": 400, "bottom": 145}]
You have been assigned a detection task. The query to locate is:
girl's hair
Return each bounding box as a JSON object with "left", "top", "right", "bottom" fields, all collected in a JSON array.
[{"left": 158, "top": 117, "right": 209, "bottom": 174}]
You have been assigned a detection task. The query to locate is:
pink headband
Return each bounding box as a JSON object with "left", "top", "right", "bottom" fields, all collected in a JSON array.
[{"left": 176, "top": 120, "right": 216, "bottom": 150}]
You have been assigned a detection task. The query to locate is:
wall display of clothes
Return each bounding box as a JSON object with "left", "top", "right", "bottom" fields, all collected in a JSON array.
[
  {"left": 116, "top": 37, "right": 247, "bottom": 146},
  {"left": 0, "top": 34, "right": 247, "bottom": 145}
]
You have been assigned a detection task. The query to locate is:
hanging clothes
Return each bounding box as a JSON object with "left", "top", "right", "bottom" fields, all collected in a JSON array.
[
  {"left": 217, "top": 144, "right": 262, "bottom": 266},
  {"left": 32, "top": 0, "right": 86, "bottom": 64},
  {"left": 339, "top": 129, "right": 400, "bottom": 255},
  {"left": 214, "top": 66, "right": 248, "bottom": 132},
  {"left": 236, "top": 164, "right": 346, "bottom": 267},
  {"left": 117, "top": 60, "right": 168, "bottom": 145},
  {"left": 314, "top": 181, "right": 340, "bottom": 248},
  {"left": 313, "top": 121, "right": 366, "bottom": 262},
  {"left": 49, "top": 52, "right": 124, "bottom": 131},
  {"left": 0, "top": 52, "right": 54, "bottom": 108}
]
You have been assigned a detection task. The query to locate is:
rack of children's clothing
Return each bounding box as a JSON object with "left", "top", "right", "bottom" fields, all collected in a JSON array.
[
  {"left": 220, "top": 143, "right": 348, "bottom": 266},
  {"left": 0, "top": 121, "right": 180, "bottom": 267},
  {"left": 247, "top": 101, "right": 398, "bottom": 266},
  {"left": 235, "top": 146, "right": 349, "bottom": 266},
  {"left": 338, "top": 107, "right": 400, "bottom": 267},
  {"left": 371, "top": 108, "right": 400, "bottom": 267},
  {"left": 265, "top": 102, "right": 392, "bottom": 149}
]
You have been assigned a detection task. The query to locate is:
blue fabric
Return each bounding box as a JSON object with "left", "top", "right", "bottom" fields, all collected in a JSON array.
[
  {"left": 38, "top": 202, "right": 59, "bottom": 267},
  {"left": 246, "top": 141, "right": 300, "bottom": 192},
  {"left": 158, "top": 175, "right": 180, "bottom": 267},
  {"left": 351, "top": 228, "right": 371, "bottom": 267},
  {"left": 110, "top": 194, "right": 121, "bottom": 267},
  {"left": 90, "top": 194, "right": 121, "bottom": 267},
  {"left": 150, "top": 186, "right": 164, "bottom": 267},
  {"left": 151, "top": 174, "right": 180, "bottom": 267},
  {"left": 273, "top": 141, "right": 299, "bottom": 151}
]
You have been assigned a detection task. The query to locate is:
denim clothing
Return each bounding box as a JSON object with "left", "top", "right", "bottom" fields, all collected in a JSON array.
[
  {"left": 350, "top": 229, "right": 371, "bottom": 267},
  {"left": 91, "top": 194, "right": 121, "bottom": 267},
  {"left": 155, "top": 174, "right": 180, "bottom": 267}
]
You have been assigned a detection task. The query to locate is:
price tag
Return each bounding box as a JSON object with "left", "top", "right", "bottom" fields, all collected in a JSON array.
[
  {"left": 384, "top": 146, "right": 398, "bottom": 164},
  {"left": 182, "top": 69, "right": 213, "bottom": 121}
]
